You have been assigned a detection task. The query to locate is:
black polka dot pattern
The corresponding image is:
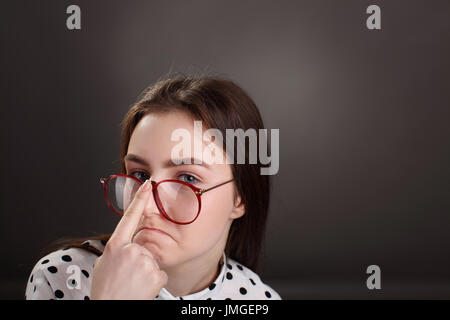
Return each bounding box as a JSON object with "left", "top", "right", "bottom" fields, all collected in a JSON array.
[
  {"left": 61, "top": 255, "right": 72, "bottom": 262},
  {"left": 54, "top": 290, "right": 64, "bottom": 299},
  {"left": 47, "top": 266, "right": 57, "bottom": 273},
  {"left": 25, "top": 240, "right": 281, "bottom": 300}
]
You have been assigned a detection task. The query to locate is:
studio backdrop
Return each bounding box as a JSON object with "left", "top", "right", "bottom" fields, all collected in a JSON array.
[{"left": 1, "top": 0, "right": 450, "bottom": 299}]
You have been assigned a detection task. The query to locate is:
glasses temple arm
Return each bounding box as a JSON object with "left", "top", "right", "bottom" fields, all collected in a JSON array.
[{"left": 199, "top": 179, "right": 234, "bottom": 195}]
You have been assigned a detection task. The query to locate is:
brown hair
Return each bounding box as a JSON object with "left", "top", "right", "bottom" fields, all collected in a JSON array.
[{"left": 47, "top": 73, "right": 271, "bottom": 272}]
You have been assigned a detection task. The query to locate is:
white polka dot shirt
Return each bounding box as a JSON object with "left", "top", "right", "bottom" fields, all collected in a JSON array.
[{"left": 25, "top": 240, "right": 282, "bottom": 300}]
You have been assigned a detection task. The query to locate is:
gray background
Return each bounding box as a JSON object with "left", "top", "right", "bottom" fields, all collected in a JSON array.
[{"left": 1, "top": 0, "right": 449, "bottom": 299}]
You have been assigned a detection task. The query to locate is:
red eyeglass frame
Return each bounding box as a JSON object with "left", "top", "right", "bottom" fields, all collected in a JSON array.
[{"left": 99, "top": 174, "right": 234, "bottom": 225}]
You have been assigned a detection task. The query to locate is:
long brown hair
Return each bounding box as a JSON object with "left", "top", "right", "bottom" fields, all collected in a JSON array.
[{"left": 48, "top": 73, "right": 271, "bottom": 272}]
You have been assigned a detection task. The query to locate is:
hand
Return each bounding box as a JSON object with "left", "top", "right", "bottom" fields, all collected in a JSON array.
[{"left": 91, "top": 179, "right": 168, "bottom": 300}]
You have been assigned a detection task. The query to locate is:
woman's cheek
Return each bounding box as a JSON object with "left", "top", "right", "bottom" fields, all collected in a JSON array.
[
  {"left": 182, "top": 209, "right": 229, "bottom": 251},
  {"left": 178, "top": 186, "right": 235, "bottom": 251}
]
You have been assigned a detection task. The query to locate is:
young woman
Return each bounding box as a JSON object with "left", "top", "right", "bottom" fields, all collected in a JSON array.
[{"left": 25, "top": 74, "right": 281, "bottom": 300}]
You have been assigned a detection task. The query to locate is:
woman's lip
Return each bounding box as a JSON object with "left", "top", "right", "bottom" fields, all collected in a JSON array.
[{"left": 140, "top": 227, "right": 171, "bottom": 238}]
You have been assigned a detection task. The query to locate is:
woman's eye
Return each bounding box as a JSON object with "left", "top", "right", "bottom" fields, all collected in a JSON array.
[
  {"left": 130, "top": 171, "right": 150, "bottom": 182},
  {"left": 178, "top": 174, "right": 199, "bottom": 184}
]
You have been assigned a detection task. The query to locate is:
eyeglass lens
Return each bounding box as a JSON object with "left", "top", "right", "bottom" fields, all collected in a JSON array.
[{"left": 106, "top": 176, "right": 199, "bottom": 223}]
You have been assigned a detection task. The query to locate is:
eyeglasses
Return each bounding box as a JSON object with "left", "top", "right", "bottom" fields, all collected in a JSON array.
[{"left": 99, "top": 174, "right": 234, "bottom": 225}]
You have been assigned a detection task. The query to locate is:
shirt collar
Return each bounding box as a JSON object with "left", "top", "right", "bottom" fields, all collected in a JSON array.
[{"left": 157, "top": 251, "right": 227, "bottom": 300}]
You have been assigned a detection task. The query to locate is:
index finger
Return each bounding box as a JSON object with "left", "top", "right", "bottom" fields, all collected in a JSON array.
[{"left": 109, "top": 179, "right": 152, "bottom": 245}]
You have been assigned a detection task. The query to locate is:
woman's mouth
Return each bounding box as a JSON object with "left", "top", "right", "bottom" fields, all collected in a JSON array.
[{"left": 139, "top": 227, "right": 171, "bottom": 238}]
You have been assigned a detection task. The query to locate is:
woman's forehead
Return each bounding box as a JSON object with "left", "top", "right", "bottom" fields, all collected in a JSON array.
[
  {"left": 127, "top": 112, "right": 228, "bottom": 169},
  {"left": 129, "top": 112, "right": 200, "bottom": 148}
]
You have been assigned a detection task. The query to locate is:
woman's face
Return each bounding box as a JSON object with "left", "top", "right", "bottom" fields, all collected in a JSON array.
[{"left": 126, "top": 111, "right": 245, "bottom": 269}]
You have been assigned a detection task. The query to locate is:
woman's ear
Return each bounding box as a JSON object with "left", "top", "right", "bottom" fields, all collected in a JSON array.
[{"left": 230, "top": 195, "right": 245, "bottom": 220}]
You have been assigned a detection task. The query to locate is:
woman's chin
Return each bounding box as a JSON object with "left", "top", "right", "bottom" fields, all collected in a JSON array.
[{"left": 133, "top": 234, "right": 170, "bottom": 266}]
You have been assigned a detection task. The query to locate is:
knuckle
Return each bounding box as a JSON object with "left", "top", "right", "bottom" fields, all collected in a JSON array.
[
  {"left": 104, "top": 241, "right": 118, "bottom": 254},
  {"left": 142, "top": 257, "right": 154, "bottom": 269},
  {"left": 123, "top": 243, "right": 140, "bottom": 257},
  {"left": 136, "top": 189, "right": 149, "bottom": 200},
  {"left": 122, "top": 209, "right": 138, "bottom": 221},
  {"left": 143, "top": 249, "right": 155, "bottom": 260},
  {"left": 119, "top": 214, "right": 133, "bottom": 225}
]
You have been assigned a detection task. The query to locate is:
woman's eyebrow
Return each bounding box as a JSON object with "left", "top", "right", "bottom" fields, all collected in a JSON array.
[
  {"left": 164, "top": 158, "right": 211, "bottom": 169},
  {"left": 124, "top": 154, "right": 150, "bottom": 167},
  {"left": 124, "top": 154, "right": 210, "bottom": 169}
]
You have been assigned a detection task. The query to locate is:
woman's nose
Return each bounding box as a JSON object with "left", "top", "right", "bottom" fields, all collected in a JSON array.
[{"left": 142, "top": 187, "right": 161, "bottom": 218}]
